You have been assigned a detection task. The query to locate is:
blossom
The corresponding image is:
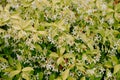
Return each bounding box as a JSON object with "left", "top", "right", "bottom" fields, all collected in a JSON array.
[
  {"left": 108, "top": 18, "right": 114, "bottom": 25},
  {"left": 87, "top": 68, "right": 96, "bottom": 75},
  {"left": 87, "top": 9, "right": 93, "bottom": 15},
  {"left": 101, "top": 3, "right": 107, "bottom": 10},
  {"left": 17, "top": 54, "right": 23, "bottom": 61}
]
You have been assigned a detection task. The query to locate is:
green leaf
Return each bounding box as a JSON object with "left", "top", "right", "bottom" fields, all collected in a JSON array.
[
  {"left": 63, "top": 53, "right": 74, "bottom": 58},
  {"left": 54, "top": 77, "right": 62, "bottom": 80},
  {"left": 23, "top": 20, "right": 32, "bottom": 29},
  {"left": 0, "top": 57, "right": 8, "bottom": 63},
  {"left": 9, "top": 70, "right": 21, "bottom": 78},
  {"left": 49, "top": 52, "right": 59, "bottom": 58},
  {"left": 3, "top": 67, "right": 13, "bottom": 72},
  {"left": 11, "top": 14, "right": 21, "bottom": 20},
  {"left": 22, "top": 72, "right": 29, "bottom": 80},
  {"left": 49, "top": 74, "right": 55, "bottom": 80},
  {"left": 106, "top": 8, "right": 114, "bottom": 13},
  {"left": 96, "top": 0, "right": 102, "bottom": 10},
  {"left": 8, "top": 56, "right": 14, "bottom": 66},
  {"left": 38, "top": 31, "right": 47, "bottom": 36},
  {"left": 77, "top": 66, "right": 85, "bottom": 73},
  {"left": 39, "top": 72, "right": 43, "bottom": 80},
  {"left": 110, "top": 55, "right": 118, "bottom": 65},
  {"left": 60, "top": 47, "right": 65, "bottom": 55},
  {"left": 104, "top": 61, "right": 113, "bottom": 68},
  {"left": 63, "top": 53, "right": 75, "bottom": 62},
  {"left": 80, "top": 77, "right": 86, "bottom": 80},
  {"left": 115, "top": 3, "right": 120, "bottom": 11},
  {"left": 96, "top": 30, "right": 105, "bottom": 37},
  {"left": 16, "top": 61, "right": 21, "bottom": 70},
  {"left": 114, "top": 12, "right": 120, "bottom": 22},
  {"left": 67, "top": 76, "right": 76, "bottom": 80},
  {"left": 22, "top": 67, "right": 34, "bottom": 72},
  {"left": 80, "top": 34, "right": 88, "bottom": 43},
  {"left": 35, "top": 44, "right": 42, "bottom": 52},
  {"left": 61, "top": 69, "right": 69, "bottom": 80},
  {"left": 114, "top": 64, "right": 120, "bottom": 74},
  {"left": 0, "top": 28, "right": 5, "bottom": 33},
  {"left": 57, "top": 57, "right": 64, "bottom": 65}
]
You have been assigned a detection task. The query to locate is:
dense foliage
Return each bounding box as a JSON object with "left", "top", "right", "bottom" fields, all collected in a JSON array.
[{"left": 0, "top": 0, "right": 120, "bottom": 80}]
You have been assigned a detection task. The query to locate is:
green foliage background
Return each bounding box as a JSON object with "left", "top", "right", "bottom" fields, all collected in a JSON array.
[{"left": 0, "top": 0, "right": 120, "bottom": 80}]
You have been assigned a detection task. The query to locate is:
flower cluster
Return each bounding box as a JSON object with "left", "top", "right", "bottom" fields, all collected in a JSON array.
[{"left": 0, "top": 0, "right": 120, "bottom": 80}]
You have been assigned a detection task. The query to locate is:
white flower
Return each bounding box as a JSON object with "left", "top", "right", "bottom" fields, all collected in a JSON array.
[
  {"left": 100, "top": 18, "right": 104, "bottom": 23},
  {"left": 41, "top": 57, "right": 46, "bottom": 61},
  {"left": 82, "top": 54, "right": 87, "bottom": 61},
  {"left": 87, "top": 68, "right": 95, "bottom": 75},
  {"left": 31, "top": 1, "right": 36, "bottom": 9},
  {"left": 46, "top": 64, "right": 53, "bottom": 70},
  {"left": 5, "top": 39, "right": 9, "bottom": 47},
  {"left": 87, "top": 9, "right": 93, "bottom": 15},
  {"left": 4, "top": 34, "right": 11, "bottom": 39},
  {"left": 101, "top": 4, "right": 107, "bottom": 10},
  {"left": 38, "top": 0, "right": 42, "bottom": 2},
  {"left": 107, "top": 71, "right": 112, "bottom": 77},
  {"left": 108, "top": 18, "right": 114, "bottom": 24},
  {"left": 17, "top": 54, "right": 22, "bottom": 61}
]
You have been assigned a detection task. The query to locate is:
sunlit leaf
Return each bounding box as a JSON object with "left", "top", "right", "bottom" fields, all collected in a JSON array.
[
  {"left": 0, "top": 57, "right": 8, "bottom": 63},
  {"left": 114, "top": 64, "right": 120, "bottom": 74},
  {"left": 63, "top": 53, "right": 75, "bottom": 62},
  {"left": 104, "top": 61, "right": 113, "bottom": 68},
  {"left": 60, "top": 47, "right": 65, "bottom": 55},
  {"left": 16, "top": 61, "right": 21, "bottom": 70},
  {"left": 57, "top": 57, "right": 64, "bottom": 65},
  {"left": 9, "top": 70, "right": 21, "bottom": 78},
  {"left": 77, "top": 66, "right": 85, "bottom": 73},
  {"left": 80, "top": 77, "right": 86, "bottom": 80},
  {"left": 114, "top": 12, "right": 120, "bottom": 22},
  {"left": 67, "top": 76, "right": 76, "bottom": 80},
  {"left": 8, "top": 56, "right": 14, "bottom": 66},
  {"left": 110, "top": 55, "right": 119, "bottom": 65},
  {"left": 38, "top": 31, "right": 47, "bottom": 36},
  {"left": 22, "top": 67, "right": 34, "bottom": 72},
  {"left": 22, "top": 72, "right": 30, "bottom": 80},
  {"left": 61, "top": 69, "right": 69, "bottom": 80},
  {"left": 50, "top": 52, "right": 59, "bottom": 58},
  {"left": 3, "top": 67, "right": 13, "bottom": 72}
]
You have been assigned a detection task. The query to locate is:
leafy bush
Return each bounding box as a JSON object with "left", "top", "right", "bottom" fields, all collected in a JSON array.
[{"left": 0, "top": 0, "right": 120, "bottom": 80}]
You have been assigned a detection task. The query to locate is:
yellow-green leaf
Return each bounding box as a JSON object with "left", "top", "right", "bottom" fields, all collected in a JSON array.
[
  {"left": 61, "top": 69, "right": 69, "bottom": 80},
  {"left": 22, "top": 72, "right": 30, "bottom": 80},
  {"left": 9, "top": 70, "right": 21, "bottom": 78},
  {"left": 57, "top": 57, "right": 64, "bottom": 65},
  {"left": 67, "top": 76, "right": 76, "bottom": 80},
  {"left": 3, "top": 67, "right": 13, "bottom": 72},
  {"left": 104, "top": 61, "right": 113, "bottom": 68},
  {"left": 0, "top": 57, "right": 8, "bottom": 63},
  {"left": 49, "top": 52, "right": 59, "bottom": 58},
  {"left": 114, "top": 12, "right": 120, "bottom": 22},
  {"left": 54, "top": 77, "right": 62, "bottom": 80},
  {"left": 114, "top": 64, "right": 120, "bottom": 74},
  {"left": 77, "top": 66, "right": 85, "bottom": 73},
  {"left": 38, "top": 31, "right": 47, "bottom": 36},
  {"left": 63, "top": 53, "right": 74, "bottom": 58},
  {"left": 16, "top": 62, "right": 21, "bottom": 70},
  {"left": 60, "top": 47, "right": 65, "bottom": 55},
  {"left": 22, "top": 67, "right": 34, "bottom": 72},
  {"left": 80, "top": 77, "right": 86, "bottom": 80},
  {"left": 110, "top": 55, "right": 118, "bottom": 65},
  {"left": 39, "top": 72, "right": 43, "bottom": 80}
]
